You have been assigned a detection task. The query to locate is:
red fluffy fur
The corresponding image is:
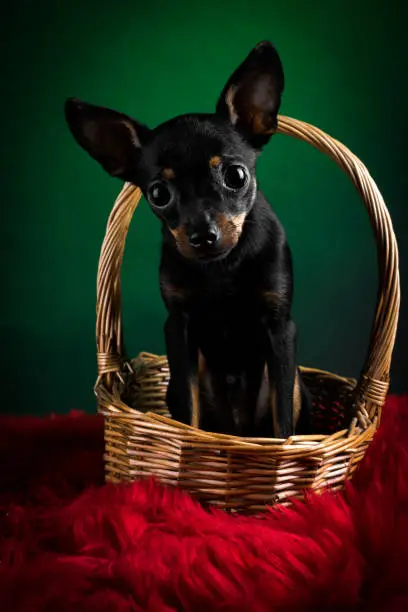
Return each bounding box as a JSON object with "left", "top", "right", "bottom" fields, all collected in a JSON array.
[{"left": 1, "top": 397, "right": 407, "bottom": 612}]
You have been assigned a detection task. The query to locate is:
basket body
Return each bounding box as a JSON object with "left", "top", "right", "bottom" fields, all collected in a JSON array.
[
  {"left": 95, "top": 116, "right": 399, "bottom": 513},
  {"left": 98, "top": 356, "right": 373, "bottom": 512}
]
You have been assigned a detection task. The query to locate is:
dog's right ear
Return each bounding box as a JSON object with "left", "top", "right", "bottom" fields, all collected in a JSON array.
[
  {"left": 216, "top": 41, "right": 284, "bottom": 149},
  {"left": 64, "top": 98, "right": 151, "bottom": 181}
]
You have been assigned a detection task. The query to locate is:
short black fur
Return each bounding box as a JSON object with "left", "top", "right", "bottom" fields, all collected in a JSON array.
[{"left": 64, "top": 41, "right": 312, "bottom": 438}]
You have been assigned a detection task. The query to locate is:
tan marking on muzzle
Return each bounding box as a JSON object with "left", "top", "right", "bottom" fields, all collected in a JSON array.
[
  {"left": 162, "top": 168, "right": 175, "bottom": 180},
  {"left": 169, "top": 227, "right": 179, "bottom": 238},
  {"left": 209, "top": 156, "right": 222, "bottom": 168},
  {"left": 169, "top": 226, "right": 195, "bottom": 259},
  {"left": 215, "top": 212, "right": 247, "bottom": 249}
]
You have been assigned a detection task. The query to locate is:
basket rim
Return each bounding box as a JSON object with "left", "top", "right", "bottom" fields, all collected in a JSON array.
[
  {"left": 97, "top": 399, "right": 377, "bottom": 455},
  {"left": 96, "top": 356, "right": 365, "bottom": 452}
]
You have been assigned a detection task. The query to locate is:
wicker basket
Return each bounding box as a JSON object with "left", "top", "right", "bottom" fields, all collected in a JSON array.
[{"left": 94, "top": 115, "right": 400, "bottom": 514}]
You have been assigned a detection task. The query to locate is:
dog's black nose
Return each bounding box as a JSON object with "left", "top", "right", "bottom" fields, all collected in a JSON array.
[{"left": 189, "top": 229, "right": 219, "bottom": 248}]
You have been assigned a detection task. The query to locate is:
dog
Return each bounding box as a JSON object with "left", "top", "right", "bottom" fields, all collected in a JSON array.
[{"left": 65, "top": 41, "right": 312, "bottom": 438}]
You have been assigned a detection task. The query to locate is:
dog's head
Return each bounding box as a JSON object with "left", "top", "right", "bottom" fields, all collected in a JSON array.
[{"left": 65, "top": 41, "right": 284, "bottom": 262}]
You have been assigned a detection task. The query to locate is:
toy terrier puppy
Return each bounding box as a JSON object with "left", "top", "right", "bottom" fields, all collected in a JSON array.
[{"left": 65, "top": 41, "right": 312, "bottom": 438}]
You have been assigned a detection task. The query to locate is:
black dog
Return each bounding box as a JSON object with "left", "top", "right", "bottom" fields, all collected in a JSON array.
[{"left": 65, "top": 41, "right": 312, "bottom": 438}]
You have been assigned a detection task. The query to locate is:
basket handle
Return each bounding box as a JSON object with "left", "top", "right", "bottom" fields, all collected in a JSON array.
[{"left": 95, "top": 115, "right": 400, "bottom": 420}]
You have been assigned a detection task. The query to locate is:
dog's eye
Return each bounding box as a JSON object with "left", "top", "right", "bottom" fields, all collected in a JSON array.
[
  {"left": 147, "top": 182, "right": 173, "bottom": 208},
  {"left": 223, "top": 164, "right": 248, "bottom": 190}
]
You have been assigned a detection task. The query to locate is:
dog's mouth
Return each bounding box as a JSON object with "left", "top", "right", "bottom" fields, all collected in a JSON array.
[
  {"left": 194, "top": 247, "right": 233, "bottom": 263},
  {"left": 175, "top": 242, "right": 234, "bottom": 263}
]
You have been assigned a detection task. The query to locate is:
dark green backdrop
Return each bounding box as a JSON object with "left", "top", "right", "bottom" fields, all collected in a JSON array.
[{"left": 2, "top": 0, "right": 407, "bottom": 415}]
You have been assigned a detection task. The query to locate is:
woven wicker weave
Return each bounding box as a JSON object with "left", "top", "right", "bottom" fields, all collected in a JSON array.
[{"left": 94, "top": 115, "right": 400, "bottom": 513}]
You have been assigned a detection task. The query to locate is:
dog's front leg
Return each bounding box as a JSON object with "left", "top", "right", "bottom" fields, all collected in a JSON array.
[
  {"left": 164, "top": 310, "right": 199, "bottom": 426},
  {"left": 263, "top": 318, "right": 298, "bottom": 439}
]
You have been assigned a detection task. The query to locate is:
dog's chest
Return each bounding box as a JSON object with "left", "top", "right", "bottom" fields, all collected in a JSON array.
[{"left": 188, "top": 277, "right": 266, "bottom": 369}]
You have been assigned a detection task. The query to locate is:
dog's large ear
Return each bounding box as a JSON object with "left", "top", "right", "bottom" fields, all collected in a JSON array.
[
  {"left": 216, "top": 41, "right": 284, "bottom": 149},
  {"left": 64, "top": 98, "right": 151, "bottom": 181}
]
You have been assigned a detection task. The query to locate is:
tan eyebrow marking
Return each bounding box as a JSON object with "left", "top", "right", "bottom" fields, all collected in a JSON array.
[
  {"left": 209, "top": 156, "right": 222, "bottom": 168},
  {"left": 162, "top": 168, "right": 175, "bottom": 180}
]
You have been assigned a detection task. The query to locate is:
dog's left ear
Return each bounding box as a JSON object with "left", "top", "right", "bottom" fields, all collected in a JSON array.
[{"left": 216, "top": 41, "right": 284, "bottom": 149}]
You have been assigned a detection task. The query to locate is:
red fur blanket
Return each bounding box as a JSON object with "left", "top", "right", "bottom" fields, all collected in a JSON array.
[{"left": 1, "top": 396, "right": 407, "bottom": 612}]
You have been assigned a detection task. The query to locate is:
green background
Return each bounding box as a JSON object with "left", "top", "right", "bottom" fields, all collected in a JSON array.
[{"left": 2, "top": 0, "right": 407, "bottom": 416}]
